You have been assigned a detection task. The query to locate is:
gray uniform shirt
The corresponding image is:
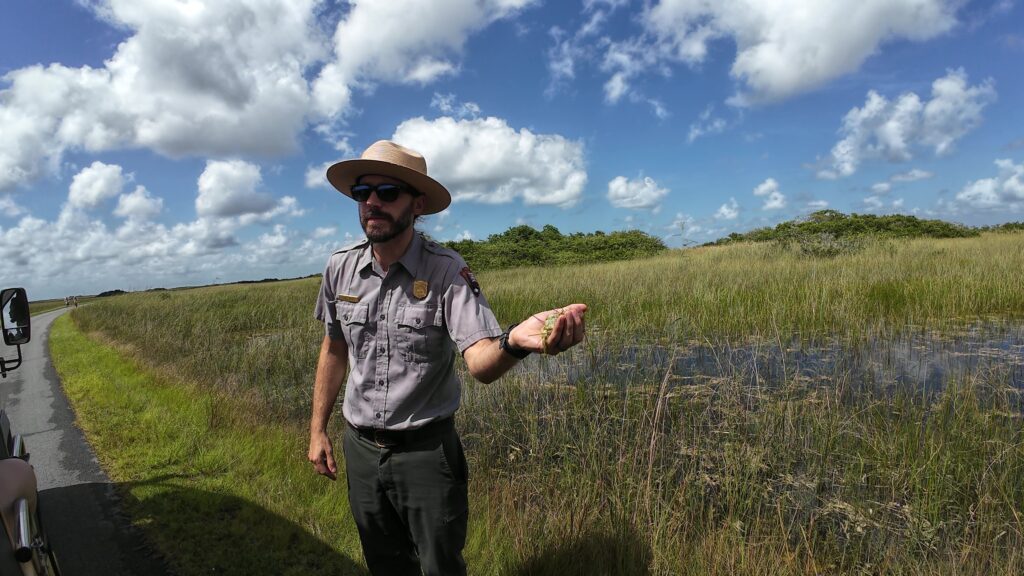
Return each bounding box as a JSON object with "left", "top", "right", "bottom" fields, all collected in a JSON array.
[{"left": 314, "top": 233, "right": 503, "bottom": 431}]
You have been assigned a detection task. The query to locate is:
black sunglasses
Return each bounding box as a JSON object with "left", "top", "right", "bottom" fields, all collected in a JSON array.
[{"left": 350, "top": 183, "right": 420, "bottom": 203}]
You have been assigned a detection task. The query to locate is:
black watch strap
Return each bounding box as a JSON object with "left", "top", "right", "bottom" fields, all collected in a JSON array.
[{"left": 499, "top": 323, "right": 531, "bottom": 359}]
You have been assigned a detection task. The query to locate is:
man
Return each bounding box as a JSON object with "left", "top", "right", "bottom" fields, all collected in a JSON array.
[{"left": 308, "top": 140, "right": 587, "bottom": 575}]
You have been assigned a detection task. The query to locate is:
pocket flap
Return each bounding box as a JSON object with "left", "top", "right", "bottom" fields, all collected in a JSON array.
[
  {"left": 336, "top": 302, "right": 368, "bottom": 325},
  {"left": 398, "top": 304, "right": 441, "bottom": 329}
]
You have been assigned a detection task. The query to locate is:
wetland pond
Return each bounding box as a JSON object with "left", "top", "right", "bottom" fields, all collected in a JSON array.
[{"left": 523, "top": 320, "right": 1024, "bottom": 406}]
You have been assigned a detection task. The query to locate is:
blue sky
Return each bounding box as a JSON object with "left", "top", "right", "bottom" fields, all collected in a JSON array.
[{"left": 1, "top": 0, "right": 1022, "bottom": 299}]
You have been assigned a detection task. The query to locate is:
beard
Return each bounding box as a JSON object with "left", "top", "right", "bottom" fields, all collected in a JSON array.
[{"left": 360, "top": 202, "right": 415, "bottom": 243}]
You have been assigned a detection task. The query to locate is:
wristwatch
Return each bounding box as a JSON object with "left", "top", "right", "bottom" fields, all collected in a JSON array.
[{"left": 499, "top": 323, "right": 531, "bottom": 359}]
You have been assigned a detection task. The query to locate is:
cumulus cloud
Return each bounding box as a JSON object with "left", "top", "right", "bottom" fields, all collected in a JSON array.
[
  {"left": 753, "top": 178, "right": 785, "bottom": 210},
  {"left": 67, "top": 161, "right": 127, "bottom": 209},
  {"left": 196, "top": 160, "right": 276, "bottom": 218},
  {"left": 871, "top": 182, "right": 893, "bottom": 195},
  {"left": 305, "top": 160, "right": 337, "bottom": 189},
  {"left": 634, "top": 0, "right": 961, "bottom": 105},
  {"left": 392, "top": 116, "right": 587, "bottom": 207},
  {"left": 0, "top": 161, "right": 319, "bottom": 298},
  {"left": 715, "top": 197, "right": 740, "bottom": 220},
  {"left": 313, "top": 0, "right": 538, "bottom": 118},
  {"left": 114, "top": 186, "right": 163, "bottom": 222},
  {"left": 818, "top": 69, "right": 996, "bottom": 179},
  {"left": 955, "top": 158, "right": 1024, "bottom": 211},
  {"left": 806, "top": 200, "right": 829, "bottom": 211},
  {"left": 0, "top": 196, "right": 25, "bottom": 218},
  {"left": 607, "top": 175, "right": 669, "bottom": 211},
  {"left": 0, "top": 0, "right": 323, "bottom": 191}
]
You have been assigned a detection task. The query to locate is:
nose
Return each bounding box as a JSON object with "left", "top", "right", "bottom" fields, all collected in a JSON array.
[{"left": 364, "top": 190, "right": 385, "bottom": 208}]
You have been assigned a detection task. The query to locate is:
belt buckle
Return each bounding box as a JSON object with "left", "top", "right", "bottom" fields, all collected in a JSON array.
[{"left": 372, "top": 429, "right": 394, "bottom": 448}]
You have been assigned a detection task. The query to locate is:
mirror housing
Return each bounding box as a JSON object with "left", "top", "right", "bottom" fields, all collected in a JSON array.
[{"left": 1, "top": 288, "right": 30, "bottom": 346}]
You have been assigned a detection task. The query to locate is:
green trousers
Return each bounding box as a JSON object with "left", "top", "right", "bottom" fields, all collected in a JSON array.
[{"left": 342, "top": 423, "right": 469, "bottom": 576}]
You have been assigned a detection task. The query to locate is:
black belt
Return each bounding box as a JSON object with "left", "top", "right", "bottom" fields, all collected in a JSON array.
[{"left": 348, "top": 417, "right": 453, "bottom": 448}]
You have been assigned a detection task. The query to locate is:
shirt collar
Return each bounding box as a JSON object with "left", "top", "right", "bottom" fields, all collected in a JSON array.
[{"left": 355, "top": 232, "right": 422, "bottom": 278}]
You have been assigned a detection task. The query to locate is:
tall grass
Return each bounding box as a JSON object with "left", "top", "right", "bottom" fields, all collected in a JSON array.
[{"left": 65, "top": 233, "right": 1024, "bottom": 574}]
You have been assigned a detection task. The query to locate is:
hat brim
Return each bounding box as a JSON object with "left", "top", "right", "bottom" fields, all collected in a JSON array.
[{"left": 326, "top": 159, "right": 451, "bottom": 215}]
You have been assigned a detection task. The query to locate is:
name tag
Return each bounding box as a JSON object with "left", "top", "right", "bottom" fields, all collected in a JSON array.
[{"left": 336, "top": 294, "right": 360, "bottom": 303}]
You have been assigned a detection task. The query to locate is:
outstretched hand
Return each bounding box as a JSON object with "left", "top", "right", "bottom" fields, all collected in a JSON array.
[{"left": 509, "top": 303, "right": 587, "bottom": 355}]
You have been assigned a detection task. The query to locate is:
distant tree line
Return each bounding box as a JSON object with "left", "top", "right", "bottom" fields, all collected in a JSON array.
[
  {"left": 705, "top": 210, "right": 1024, "bottom": 246},
  {"left": 442, "top": 224, "right": 666, "bottom": 271}
]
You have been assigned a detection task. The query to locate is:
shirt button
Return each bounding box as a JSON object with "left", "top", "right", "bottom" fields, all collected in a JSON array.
[
  {"left": 378, "top": 346, "right": 385, "bottom": 354},
  {"left": 414, "top": 318, "right": 420, "bottom": 325},
  {"left": 379, "top": 314, "right": 385, "bottom": 320},
  {"left": 343, "top": 314, "right": 350, "bottom": 320},
  {"left": 377, "top": 379, "right": 384, "bottom": 387},
  {"left": 375, "top": 412, "right": 382, "bottom": 419}
]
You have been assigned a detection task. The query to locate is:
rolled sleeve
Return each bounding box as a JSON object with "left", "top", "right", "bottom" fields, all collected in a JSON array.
[{"left": 442, "top": 260, "right": 503, "bottom": 353}]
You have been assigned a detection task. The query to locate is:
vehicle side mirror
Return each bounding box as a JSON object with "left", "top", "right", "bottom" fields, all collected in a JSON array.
[{"left": 1, "top": 288, "right": 30, "bottom": 346}]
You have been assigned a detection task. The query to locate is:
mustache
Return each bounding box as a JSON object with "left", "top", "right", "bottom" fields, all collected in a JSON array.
[{"left": 361, "top": 208, "right": 392, "bottom": 221}]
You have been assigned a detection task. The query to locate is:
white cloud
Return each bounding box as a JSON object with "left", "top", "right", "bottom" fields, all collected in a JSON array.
[
  {"left": 688, "top": 105, "right": 729, "bottom": 143},
  {"left": 68, "top": 161, "right": 127, "bottom": 209},
  {"left": 864, "top": 195, "right": 885, "bottom": 210},
  {"left": 753, "top": 178, "right": 785, "bottom": 210},
  {"left": 607, "top": 175, "right": 669, "bottom": 210},
  {"left": 392, "top": 116, "right": 587, "bottom": 207},
  {"left": 0, "top": 196, "right": 25, "bottom": 218},
  {"left": 313, "top": 226, "right": 336, "bottom": 239},
  {"left": 305, "top": 160, "right": 336, "bottom": 189},
  {"left": 196, "top": 160, "right": 276, "bottom": 218},
  {"left": 715, "top": 197, "right": 740, "bottom": 220},
  {"left": 637, "top": 0, "right": 960, "bottom": 105},
  {"left": 955, "top": 158, "right": 1024, "bottom": 211},
  {"left": 452, "top": 230, "right": 473, "bottom": 241},
  {"left": 546, "top": 1, "right": 626, "bottom": 95},
  {"left": 871, "top": 182, "right": 893, "bottom": 195},
  {"left": 0, "top": 165, "right": 320, "bottom": 298},
  {"left": 891, "top": 168, "right": 934, "bottom": 182},
  {"left": 114, "top": 185, "right": 163, "bottom": 222},
  {"left": 0, "top": 0, "right": 323, "bottom": 191},
  {"left": 313, "top": 0, "right": 538, "bottom": 119},
  {"left": 806, "top": 200, "right": 829, "bottom": 210},
  {"left": 430, "top": 93, "right": 481, "bottom": 119},
  {"left": 819, "top": 69, "right": 996, "bottom": 178}
]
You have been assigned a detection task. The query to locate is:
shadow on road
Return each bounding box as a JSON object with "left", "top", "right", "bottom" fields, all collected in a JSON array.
[{"left": 41, "top": 477, "right": 366, "bottom": 576}]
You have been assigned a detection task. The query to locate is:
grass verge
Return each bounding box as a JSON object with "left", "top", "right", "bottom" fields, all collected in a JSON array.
[{"left": 49, "top": 314, "right": 367, "bottom": 576}]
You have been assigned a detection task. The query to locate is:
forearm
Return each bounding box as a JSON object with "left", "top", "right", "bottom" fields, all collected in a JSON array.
[
  {"left": 464, "top": 337, "right": 520, "bottom": 384},
  {"left": 310, "top": 336, "right": 348, "bottom": 433}
]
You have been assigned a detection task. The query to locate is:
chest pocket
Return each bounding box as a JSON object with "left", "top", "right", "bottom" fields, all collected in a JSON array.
[
  {"left": 335, "top": 301, "right": 370, "bottom": 359},
  {"left": 397, "top": 303, "right": 445, "bottom": 362}
]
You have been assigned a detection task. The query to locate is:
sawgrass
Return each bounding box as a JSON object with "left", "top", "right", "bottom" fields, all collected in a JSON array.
[{"left": 55, "top": 232, "right": 1024, "bottom": 574}]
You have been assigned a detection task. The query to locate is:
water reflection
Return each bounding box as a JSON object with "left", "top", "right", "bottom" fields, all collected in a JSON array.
[{"left": 523, "top": 321, "right": 1024, "bottom": 404}]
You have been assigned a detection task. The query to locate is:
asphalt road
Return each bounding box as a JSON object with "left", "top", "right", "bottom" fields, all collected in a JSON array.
[{"left": 0, "top": 308, "right": 172, "bottom": 575}]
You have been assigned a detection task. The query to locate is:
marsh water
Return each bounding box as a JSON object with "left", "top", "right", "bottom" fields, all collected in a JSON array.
[{"left": 528, "top": 321, "right": 1024, "bottom": 405}]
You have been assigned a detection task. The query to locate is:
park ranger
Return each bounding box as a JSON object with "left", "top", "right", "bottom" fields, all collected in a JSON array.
[{"left": 308, "top": 140, "right": 587, "bottom": 575}]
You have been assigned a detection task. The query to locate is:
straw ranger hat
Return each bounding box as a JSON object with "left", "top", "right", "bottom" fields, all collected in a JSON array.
[{"left": 326, "top": 140, "right": 451, "bottom": 215}]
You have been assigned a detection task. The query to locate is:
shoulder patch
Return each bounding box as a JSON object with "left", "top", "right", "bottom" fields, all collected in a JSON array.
[{"left": 459, "top": 267, "right": 482, "bottom": 297}]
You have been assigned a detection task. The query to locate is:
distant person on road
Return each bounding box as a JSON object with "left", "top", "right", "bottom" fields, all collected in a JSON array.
[{"left": 308, "top": 140, "right": 587, "bottom": 575}]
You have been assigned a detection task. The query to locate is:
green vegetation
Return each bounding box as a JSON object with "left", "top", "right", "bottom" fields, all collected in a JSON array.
[
  {"left": 706, "top": 210, "right": 999, "bottom": 249},
  {"left": 444, "top": 224, "right": 666, "bottom": 271},
  {"left": 56, "top": 233, "right": 1024, "bottom": 574}
]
